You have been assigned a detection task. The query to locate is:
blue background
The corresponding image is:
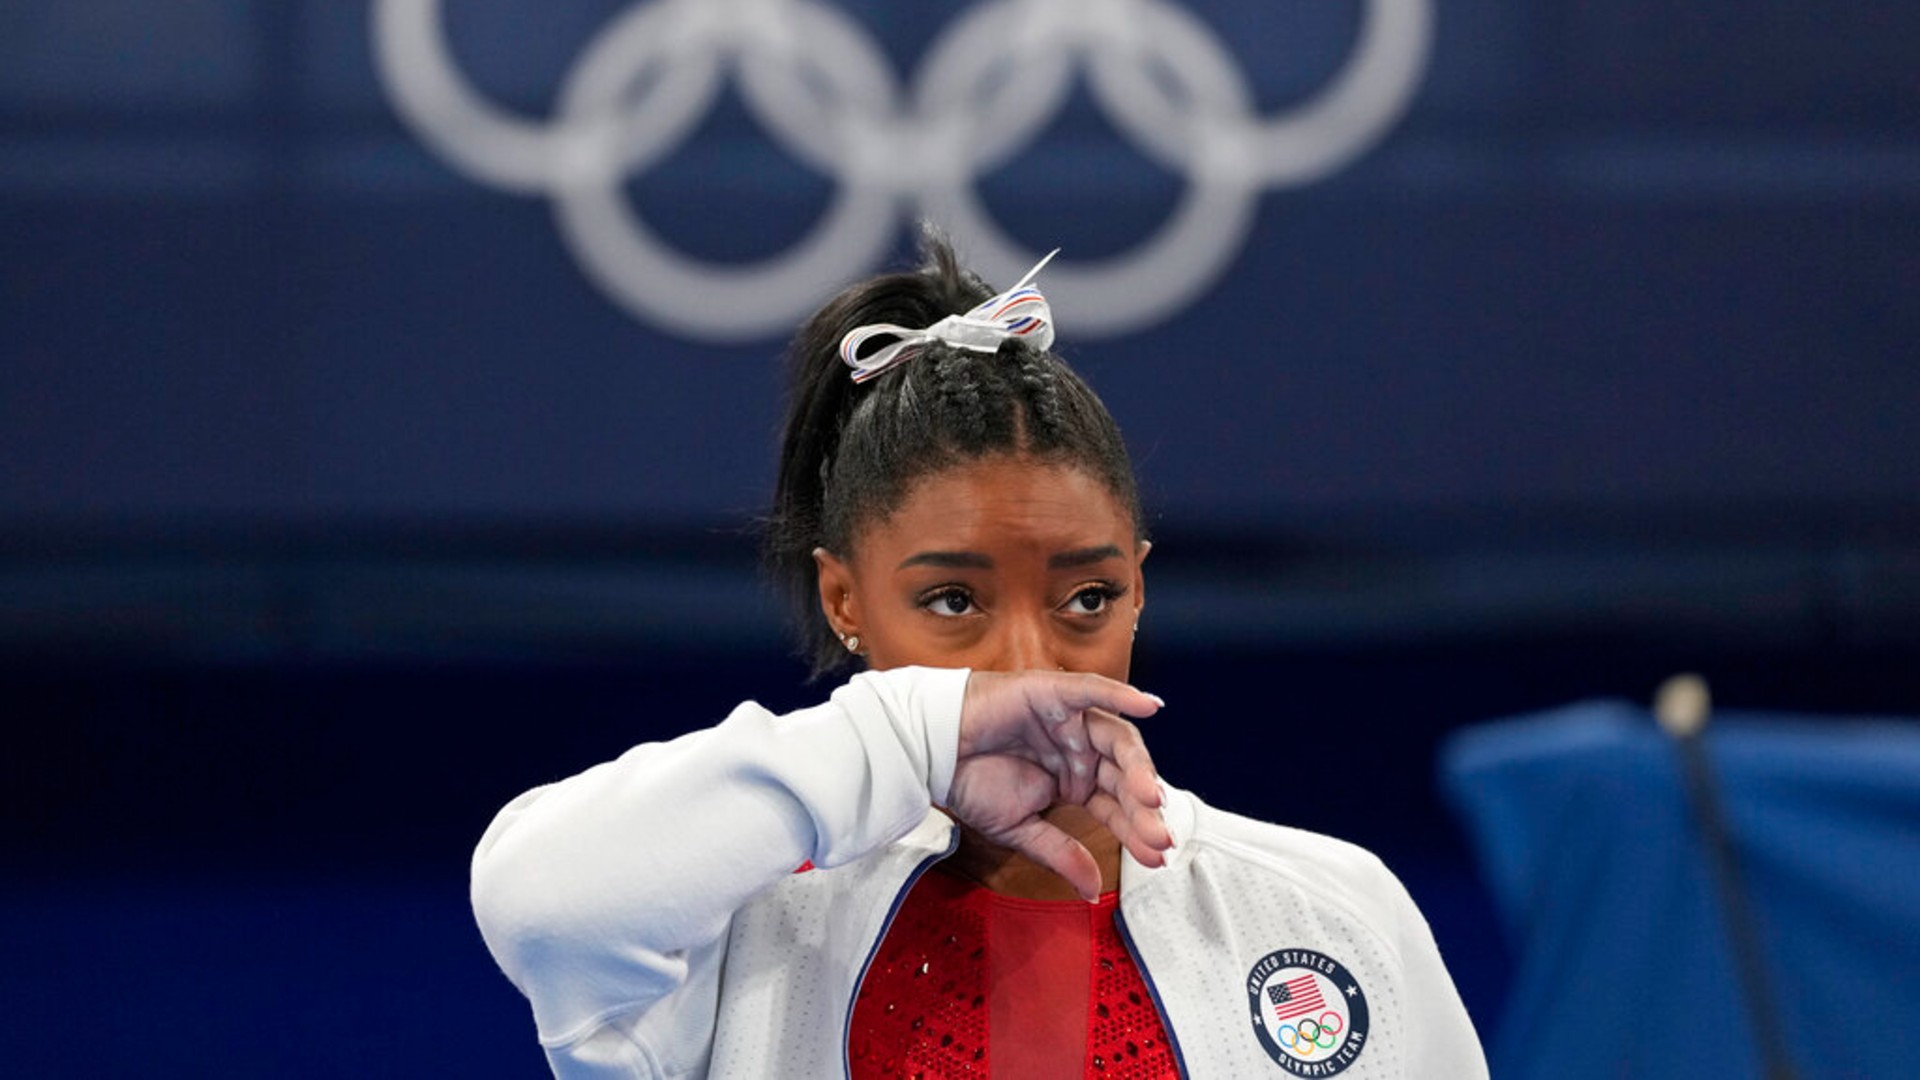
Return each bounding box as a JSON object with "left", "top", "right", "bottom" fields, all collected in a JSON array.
[{"left": 4, "top": 1, "right": 1916, "bottom": 1075}]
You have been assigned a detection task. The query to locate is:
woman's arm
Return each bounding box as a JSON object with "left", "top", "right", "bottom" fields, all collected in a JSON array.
[{"left": 471, "top": 665, "right": 1167, "bottom": 1073}]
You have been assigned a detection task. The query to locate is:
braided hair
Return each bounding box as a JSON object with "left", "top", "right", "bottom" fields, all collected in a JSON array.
[{"left": 765, "top": 230, "right": 1144, "bottom": 677}]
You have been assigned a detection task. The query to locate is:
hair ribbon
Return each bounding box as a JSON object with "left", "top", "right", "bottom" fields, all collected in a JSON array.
[{"left": 839, "top": 249, "right": 1059, "bottom": 383}]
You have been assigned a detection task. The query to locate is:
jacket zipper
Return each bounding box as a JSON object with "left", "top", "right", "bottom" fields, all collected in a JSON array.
[
  {"left": 840, "top": 832, "right": 961, "bottom": 1080},
  {"left": 1113, "top": 907, "right": 1192, "bottom": 1078}
]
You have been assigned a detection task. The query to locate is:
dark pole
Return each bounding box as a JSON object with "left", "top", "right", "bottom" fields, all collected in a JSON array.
[{"left": 1655, "top": 675, "right": 1797, "bottom": 1080}]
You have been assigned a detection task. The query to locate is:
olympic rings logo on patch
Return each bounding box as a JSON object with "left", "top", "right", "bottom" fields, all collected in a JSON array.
[
  {"left": 1278, "top": 1011, "right": 1346, "bottom": 1055},
  {"left": 1246, "top": 949, "right": 1371, "bottom": 1076},
  {"left": 371, "top": 0, "right": 1432, "bottom": 342}
]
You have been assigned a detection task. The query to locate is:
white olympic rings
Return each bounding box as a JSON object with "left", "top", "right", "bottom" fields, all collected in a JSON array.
[{"left": 372, "top": 0, "right": 1431, "bottom": 342}]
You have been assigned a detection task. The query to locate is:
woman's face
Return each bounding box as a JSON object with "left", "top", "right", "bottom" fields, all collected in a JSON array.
[{"left": 814, "top": 455, "right": 1147, "bottom": 680}]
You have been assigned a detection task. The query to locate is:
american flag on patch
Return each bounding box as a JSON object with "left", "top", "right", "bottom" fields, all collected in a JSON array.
[{"left": 1268, "top": 975, "right": 1327, "bottom": 1022}]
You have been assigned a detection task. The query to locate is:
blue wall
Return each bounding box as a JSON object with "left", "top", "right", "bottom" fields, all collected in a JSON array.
[{"left": 5, "top": 0, "right": 1916, "bottom": 524}]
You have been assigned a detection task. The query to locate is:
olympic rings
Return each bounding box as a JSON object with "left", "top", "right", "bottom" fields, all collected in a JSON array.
[
  {"left": 1277, "top": 1011, "right": 1346, "bottom": 1056},
  {"left": 373, "top": 0, "right": 1432, "bottom": 342}
]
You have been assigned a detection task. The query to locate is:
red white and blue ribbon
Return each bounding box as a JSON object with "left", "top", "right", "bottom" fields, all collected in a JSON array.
[{"left": 839, "top": 249, "right": 1059, "bottom": 384}]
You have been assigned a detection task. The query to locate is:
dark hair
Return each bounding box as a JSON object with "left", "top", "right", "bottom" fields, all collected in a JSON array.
[{"left": 765, "top": 230, "right": 1145, "bottom": 677}]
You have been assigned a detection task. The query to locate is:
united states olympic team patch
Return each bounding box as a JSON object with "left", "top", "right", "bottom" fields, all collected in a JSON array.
[{"left": 1246, "top": 948, "right": 1370, "bottom": 1075}]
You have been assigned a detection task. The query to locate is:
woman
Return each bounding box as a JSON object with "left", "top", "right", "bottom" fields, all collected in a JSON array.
[{"left": 472, "top": 236, "right": 1486, "bottom": 1078}]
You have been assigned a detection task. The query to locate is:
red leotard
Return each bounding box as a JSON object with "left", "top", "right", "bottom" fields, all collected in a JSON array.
[{"left": 849, "top": 868, "right": 1180, "bottom": 1079}]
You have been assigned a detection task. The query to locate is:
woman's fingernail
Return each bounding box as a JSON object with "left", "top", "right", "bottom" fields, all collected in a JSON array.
[{"left": 1146, "top": 692, "right": 1167, "bottom": 708}]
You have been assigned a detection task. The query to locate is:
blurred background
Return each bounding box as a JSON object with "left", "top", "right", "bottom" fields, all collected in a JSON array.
[{"left": 4, "top": 1, "right": 1916, "bottom": 1076}]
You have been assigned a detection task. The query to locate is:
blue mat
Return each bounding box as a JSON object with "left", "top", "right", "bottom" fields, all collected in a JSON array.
[{"left": 1443, "top": 703, "right": 1920, "bottom": 1079}]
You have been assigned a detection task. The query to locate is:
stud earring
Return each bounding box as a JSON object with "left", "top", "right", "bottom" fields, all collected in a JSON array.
[{"left": 842, "top": 634, "right": 861, "bottom": 653}]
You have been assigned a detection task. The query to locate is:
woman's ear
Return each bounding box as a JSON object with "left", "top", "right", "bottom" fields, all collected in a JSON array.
[
  {"left": 1132, "top": 539, "right": 1151, "bottom": 624},
  {"left": 813, "top": 546, "right": 860, "bottom": 640}
]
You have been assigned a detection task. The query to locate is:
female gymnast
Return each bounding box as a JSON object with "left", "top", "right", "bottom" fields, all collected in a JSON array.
[{"left": 471, "top": 235, "right": 1486, "bottom": 1078}]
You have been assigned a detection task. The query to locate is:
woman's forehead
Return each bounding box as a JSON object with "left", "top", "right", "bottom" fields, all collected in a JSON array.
[{"left": 862, "top": 456, "right": 1135, "bottom": 555}]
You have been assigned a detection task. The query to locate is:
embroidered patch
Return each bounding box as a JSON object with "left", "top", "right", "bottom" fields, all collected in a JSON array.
[{"left": 1246, "top": 948, "right": 1370, "bottom": 1076}]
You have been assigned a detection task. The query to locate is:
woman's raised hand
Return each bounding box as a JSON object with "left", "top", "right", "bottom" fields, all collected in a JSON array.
[{"left": 948, "top": 671, "right": 1172, "bottom": 901}]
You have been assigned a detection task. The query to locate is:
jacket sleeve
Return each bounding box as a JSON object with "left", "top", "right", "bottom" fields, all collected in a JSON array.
[{"left": 470, "top": 665, "right": 969, "bottom": 1073}]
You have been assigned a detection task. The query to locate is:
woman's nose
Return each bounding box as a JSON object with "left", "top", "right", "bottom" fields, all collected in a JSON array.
[{"left": 993, "top": 612, "right": 1058, "bottom": 673}]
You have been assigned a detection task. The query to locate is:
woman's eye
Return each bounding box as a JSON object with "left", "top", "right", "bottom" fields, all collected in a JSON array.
[
  {"left": 923, "top": 588, "right": 976, "bottom": 617},
  {"left": 1066, "top": 586, "right": 1115, "bottom": 615}
]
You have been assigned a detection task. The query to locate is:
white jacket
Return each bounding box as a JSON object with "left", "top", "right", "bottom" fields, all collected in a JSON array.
[{"left": 473, "top": 666, "right": 1487, "bottom": 1079}]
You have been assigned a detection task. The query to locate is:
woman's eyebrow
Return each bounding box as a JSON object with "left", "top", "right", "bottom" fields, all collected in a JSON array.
[
  {"left": 897, "top": 550, "right": 994, "bottom": 570},
  {"left": 1048, "top": 544, "right": 1124, "bottom": 569}
]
